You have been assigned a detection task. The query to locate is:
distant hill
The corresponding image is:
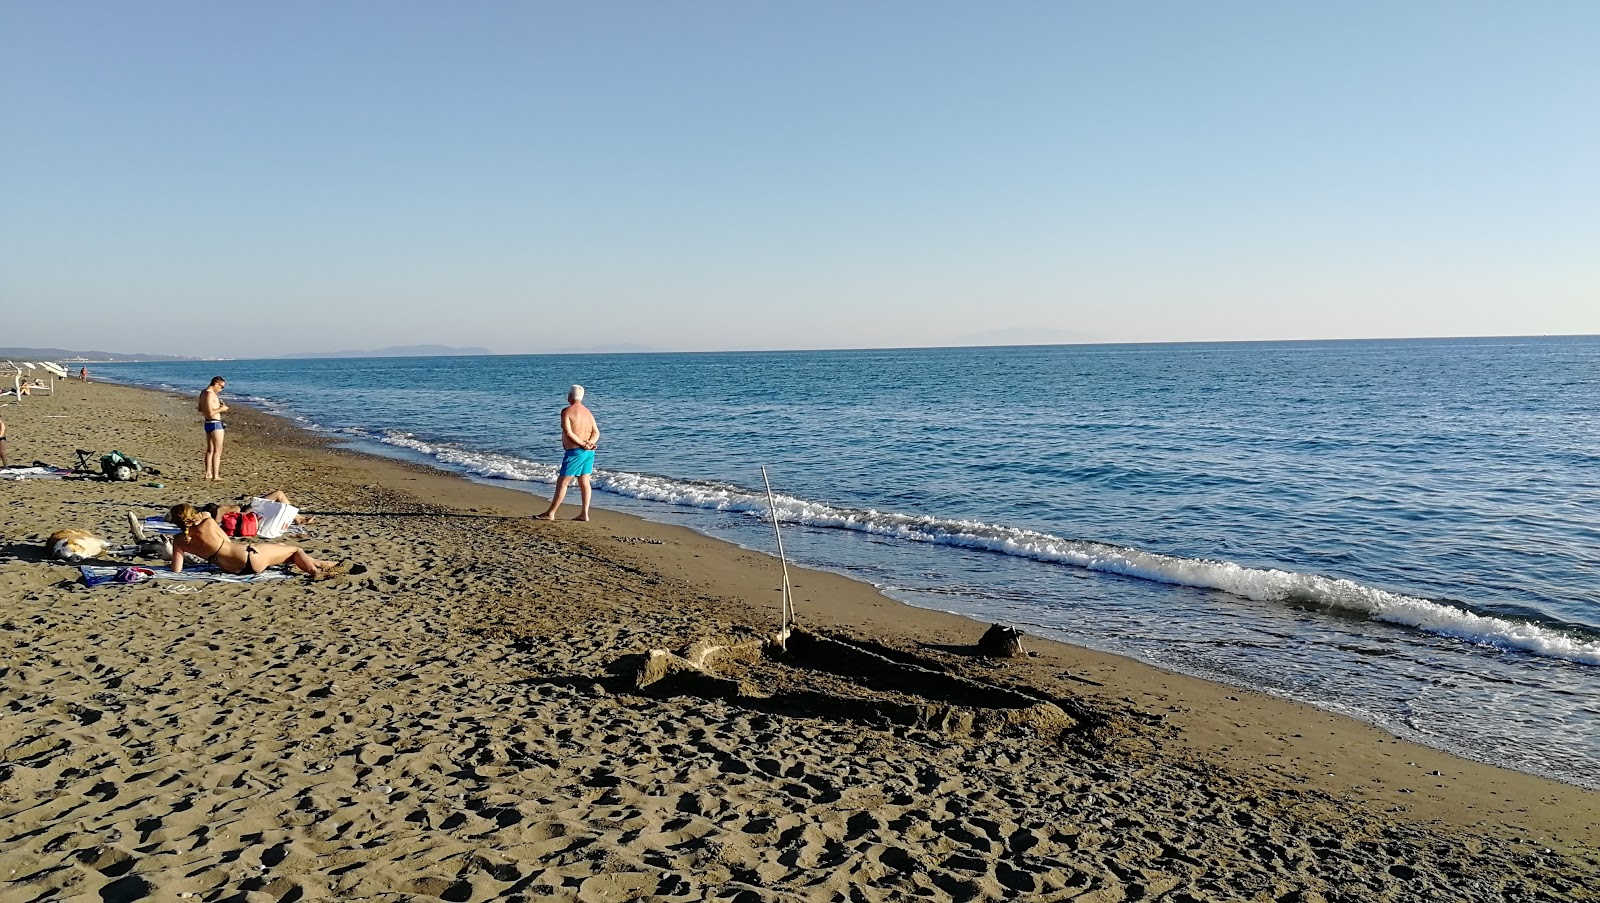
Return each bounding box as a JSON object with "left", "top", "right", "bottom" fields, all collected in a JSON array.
[
  {"left": 281, "top": 344, "right": 493, "bottom": 360},
  {"left": 0, "top": 346, "right": 200, "bottom": 362}
]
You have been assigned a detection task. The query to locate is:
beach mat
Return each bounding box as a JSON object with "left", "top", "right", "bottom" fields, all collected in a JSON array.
[
  {"left": 79, "top": 565, "right": 292, "bottom": 587},
  {"left": 1, "top": 465, "right": 72, "bottom": 480},
  {"left": 141, "top": 517, "right": 181, "bottom": 535}
]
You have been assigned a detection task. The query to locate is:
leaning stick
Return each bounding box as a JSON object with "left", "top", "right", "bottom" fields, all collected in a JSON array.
[{"left": 760, "top": 466, "right": 794, "bottom": 651}]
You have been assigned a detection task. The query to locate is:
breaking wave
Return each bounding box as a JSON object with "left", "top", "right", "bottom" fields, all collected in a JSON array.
[{"left": 368, "top": 429, "right": 1600, "bottom": 667}]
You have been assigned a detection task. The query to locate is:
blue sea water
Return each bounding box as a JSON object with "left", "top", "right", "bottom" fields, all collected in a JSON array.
[{"left": 102, "top": 338, "right": 1600, "bottom": 788}]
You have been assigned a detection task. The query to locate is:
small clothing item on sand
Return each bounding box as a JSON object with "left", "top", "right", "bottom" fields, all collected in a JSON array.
[{"left": 80, "top": 566, "right": 154, "bottom": 587}]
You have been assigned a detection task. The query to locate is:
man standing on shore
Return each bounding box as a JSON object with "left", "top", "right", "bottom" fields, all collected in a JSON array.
[
  {"left": 536, "top": 384, "right": 600, "bottom": 521},
  {"left": 198, "top": 376, "right": 230, "bottom": 481},
  {"left": 79, "top": 366, "right": 89, "bottom": 382}
]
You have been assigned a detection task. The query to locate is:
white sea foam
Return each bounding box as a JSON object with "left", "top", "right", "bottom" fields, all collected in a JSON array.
[
  {"left": 371, "top": 433, "right": 1600, "bottom": 667},
  {"left": 377, "top": 431, "right": 559, "bottom": 482}
]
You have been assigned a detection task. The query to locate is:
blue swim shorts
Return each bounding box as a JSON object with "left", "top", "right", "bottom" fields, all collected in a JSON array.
[
  {"left": 204, "top": 420, "right": 226, "bottom": 434},
  {"left": 559, "top": 448, "right": 595, "bottom": 477}
]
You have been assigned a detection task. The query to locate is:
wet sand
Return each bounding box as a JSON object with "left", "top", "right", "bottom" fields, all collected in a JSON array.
[{"left": 1, "top": 380, "right": 1595, "bottom": 901}]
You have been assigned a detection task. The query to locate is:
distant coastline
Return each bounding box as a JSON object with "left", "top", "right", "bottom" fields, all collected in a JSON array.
[{"left": 0, "top": 346, "right": 203, "bottom": 363}]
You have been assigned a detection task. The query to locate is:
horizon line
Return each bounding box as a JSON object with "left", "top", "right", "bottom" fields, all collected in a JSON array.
[{"left": 69, "top": 331, "right": 1600, "bottom": 363}]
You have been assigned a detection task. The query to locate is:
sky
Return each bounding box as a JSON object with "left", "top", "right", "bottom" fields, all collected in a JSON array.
[{"left": 2, "top": 2, "right": 1596, "bottom": 358}]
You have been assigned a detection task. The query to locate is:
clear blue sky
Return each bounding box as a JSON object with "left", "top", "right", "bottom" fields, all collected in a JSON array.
[{"left": 2, "top": 2, "right": 1595, "bottom": 357}]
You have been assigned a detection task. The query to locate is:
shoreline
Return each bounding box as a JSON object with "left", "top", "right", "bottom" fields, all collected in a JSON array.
[
  {"left": 2, "top": 380, "right": 1595, "bottom": 899},
  {"left": 100, "top": 370, "right": 1596, "bottom": 792}
]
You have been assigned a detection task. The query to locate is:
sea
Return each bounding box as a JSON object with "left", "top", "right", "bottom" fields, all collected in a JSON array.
[{"left": 100, "top": 337, "right": 1600, "bottom": 789}]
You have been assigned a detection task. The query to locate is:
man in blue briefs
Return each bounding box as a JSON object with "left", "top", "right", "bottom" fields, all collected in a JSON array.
[
  {"left": 197, "top": 376, "right": 230, "bottom": 481},
  {"left": 536, "top": 384, "right": 601, "bottom": 522}
]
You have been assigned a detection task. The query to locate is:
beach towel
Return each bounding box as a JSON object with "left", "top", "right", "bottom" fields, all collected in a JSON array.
[
  {"left": 79, "top": 564, "right": 291, "bottom": 587},
  {"left": 1, "top": 466, "right": 71, "bottom": 480}
]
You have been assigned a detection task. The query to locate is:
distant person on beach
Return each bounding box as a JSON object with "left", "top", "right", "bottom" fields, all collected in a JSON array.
[
  {"left": 0, "top": 419, "right": 7, "bottom": 467},
  {"left": 536, "top": 384, "right": 601, "bottom": 522},
  {"left": 198, "top": 376, "right": 230, "bottom": 481},
  {"left": 167, "top": 503, "right": 338, "bottom": 577},
  {"left": 80, "top": 367, "right": 89, "bottom": 382}
]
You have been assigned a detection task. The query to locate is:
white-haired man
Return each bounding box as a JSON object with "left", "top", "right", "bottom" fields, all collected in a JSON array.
[{"left": 536, "top": 384, "right": 601, "bottom": 521}]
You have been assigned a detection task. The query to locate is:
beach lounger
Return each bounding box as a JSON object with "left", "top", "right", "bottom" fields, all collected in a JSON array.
[{"left": 1, "top": 362, "right": 54, "bottom": 397}]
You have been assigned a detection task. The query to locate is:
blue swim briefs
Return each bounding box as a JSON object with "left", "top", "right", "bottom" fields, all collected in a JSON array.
[
  {"left": 559, "top": 448, "right": 595, "bottom": 477},
  {"left": 204, "top": 420, "right": 226, "bottom": 434}
]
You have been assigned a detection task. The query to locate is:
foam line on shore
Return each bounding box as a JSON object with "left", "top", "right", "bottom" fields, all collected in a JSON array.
[{"left": 362, "top": 429, "right": 1600, "bottom": 667}]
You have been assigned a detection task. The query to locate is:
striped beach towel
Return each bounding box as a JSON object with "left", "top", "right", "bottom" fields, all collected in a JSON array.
[{"left": 79, "top": 565, "right": 291, "bottom": 587}]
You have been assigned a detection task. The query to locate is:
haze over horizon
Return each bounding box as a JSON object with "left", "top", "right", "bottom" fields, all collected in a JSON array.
[{"left": 3, "top": 3, "right": 1595, "bottom": 358}]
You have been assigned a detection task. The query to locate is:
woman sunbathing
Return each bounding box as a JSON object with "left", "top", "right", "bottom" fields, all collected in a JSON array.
[{"left": 167, "top": 503, "right": 338, "bottom": 576}]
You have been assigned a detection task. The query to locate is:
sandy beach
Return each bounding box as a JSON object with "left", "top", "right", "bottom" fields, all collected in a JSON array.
[{"left": 1, "top": 380, "right": 1595, "bottom": 902}]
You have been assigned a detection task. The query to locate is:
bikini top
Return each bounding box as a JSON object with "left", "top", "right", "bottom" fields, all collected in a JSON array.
[{"left": 198, "top": 530, "right": 228, "bottom": 563}]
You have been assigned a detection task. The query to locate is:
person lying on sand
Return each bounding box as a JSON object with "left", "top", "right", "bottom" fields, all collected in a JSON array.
[
  {"left": 167, "top": 503, "right": 341, "bottom": 577},
  {"left": 201, "top": 489, "right": 315, "bottom": 526}
]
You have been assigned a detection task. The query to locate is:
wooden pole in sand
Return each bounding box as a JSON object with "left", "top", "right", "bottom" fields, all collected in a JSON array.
[{"left": 760, "top": 466, "right": 794, "bottom": 651}]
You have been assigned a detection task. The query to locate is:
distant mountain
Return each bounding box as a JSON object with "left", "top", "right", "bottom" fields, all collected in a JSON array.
[
  {"left": 0, "top": 346, "right": 200, "bottom": 362},
  {"left": 281, "top": 344, "right": 493, "bottom": 359}
]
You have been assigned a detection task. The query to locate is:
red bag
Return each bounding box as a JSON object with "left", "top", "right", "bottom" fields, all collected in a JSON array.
[{"left": 219, "top": 511, "right": 259, "bottom": 537}]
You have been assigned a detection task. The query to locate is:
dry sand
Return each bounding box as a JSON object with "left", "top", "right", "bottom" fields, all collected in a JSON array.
[{"left": 1, "top": 381, "right": 1595, "bottom": 902}]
